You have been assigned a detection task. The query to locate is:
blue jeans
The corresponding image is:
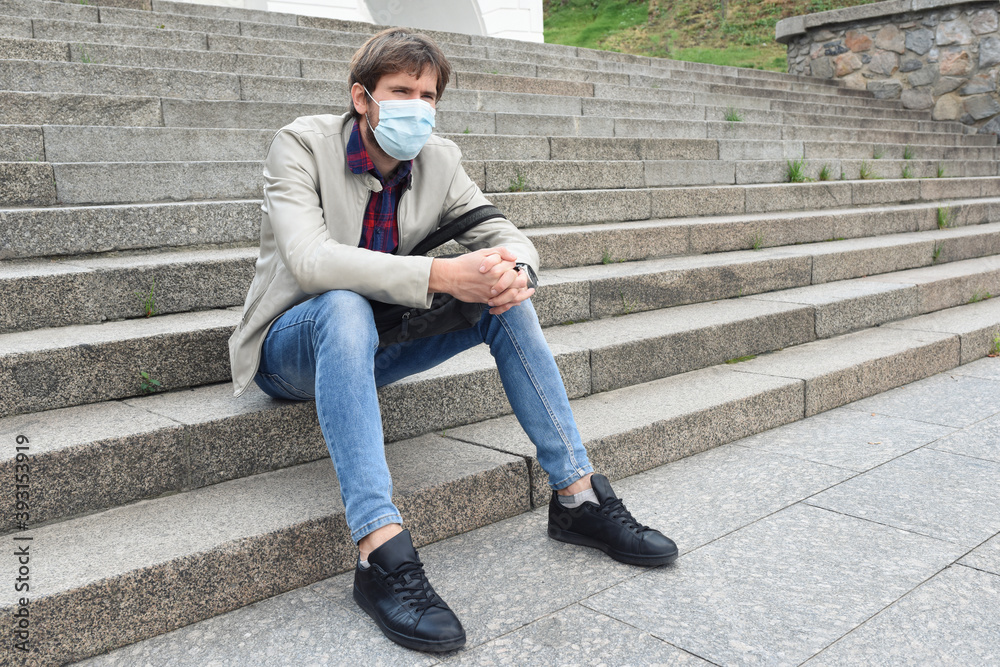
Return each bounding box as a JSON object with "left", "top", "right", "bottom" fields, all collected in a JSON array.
[{"left": 254, "top": 290, "right": 593, "bottom": 544}]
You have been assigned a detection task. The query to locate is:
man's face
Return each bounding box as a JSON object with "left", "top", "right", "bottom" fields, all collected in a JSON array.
[{"left": 353, "top": 68, "right": 438, "bottom": 160}]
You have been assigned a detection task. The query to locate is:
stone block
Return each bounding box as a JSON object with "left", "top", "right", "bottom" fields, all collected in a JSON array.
[
  {"left": 0, "top": 201, "right": 260, "bottom": 260},
  {"left": 834, "top": 52, "right": 863, "bottom": 76},
  {"left": 908, "top": 65, "right": 938, "bottom": 87},
  {"left": 940, "top": 48, "right": 972, "bottom": 76},
  {"left": 650, "top": 185, "right": 744, "bottom": 218},
  {"left": 887, "top": 293, "right": 1000, "bottom": 364},
  {"left": 645, "top": 160, "right": 735, "bottom": 187},
  {"left": 845, "top": 29, "right": 872, "bottom": 52},
  {"left": 936, "top": 19, "right": 973, "bottom": 46},
  {"left": 965, "top": 94, "right": 1000, "bottom": 120},
  {"left": 876, "top": 24, "right": 906, "bottom": 54},
  {"left": 744, "top": 182, "right": 852, "bottom": 213},
  {"left": 980, "top": 36, "right": 1000, "bottom": 68},
  {"left": 971, "top": 8, "right": 999, "bottom": 35},
  {"left": 0, "top": 162, "right": 57, "bottom": 207},
  {"left": 960, "top": 74, "right": 997, "bottom": 95},
  {"left": 733, "top": 327, "right": 959, "bottom": 416},
  {"left": 0, "top": 125, "right": 43, "bottom": 163},
  {"left": 811, "top": 56, "right": 834, "bottom": 79},
  {"left": 902, "top": 88, "right": 935, "bottom": 109},
  {"left": 932, "top": 76, "right": 965, "bottom": 95},
  {"left": 488, "top": 189, "right": 651, "bottom": 227},
  {"left": 867, "top": 79, "right": 903, "bottom": 99},
  {"left": 899, "top": 59, "right": 923, "bottom": 72},
  {"left": 868, "top": 49, "right": 900, "bottom": 75},
  {"left": 906, "top": 27, "right": 934, "bottom": 56}
]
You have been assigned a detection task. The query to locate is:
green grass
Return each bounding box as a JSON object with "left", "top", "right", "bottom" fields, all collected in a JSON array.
[
  {"left": 508, "top": 170, "right": 528, "bottom": 192},
  {"left": 936, "top": 163, "right": 946, "bottom": 178},
  {"left": 818, "top": 163, "right": 832, "bottom": 181},
  {"left": 932, "top": 242, "right": 943, "bottom": 263},
  {"left": 544, "top": 0, "right": 649, "bottom": 52},
  {"left": 937, "top": 207, "right": 953, "bottom": 229},
  {"left": 544, "top": 0, "right": 880, "bottom": 71},
  {"left": 969, "top": 290, "right": 994, "bottom": 304},
  {"left": 786, "top": 158, "right": 809, "bottom": 183},
  {"left": 725, "top": 354, "right": 757, "bottom": 364},
  {"left": 989, "top": 331, "right": 1000, "bottom": 357},
  {"left": 135, "top": 278, "right": 156, "bottom": 317},
  {"left": 858, "top": 160, "right": 879, "bottom": 180},
  {"left": 723, "top": 105, "right": 742, "bottom": 122},
  {"left": 872, "top": 145, "right": 884, "bottom": 160},
  {"left": 903, "top": 145, "right": 915, "bottom": 160},
  {"left": 901, "top": 164, "right": 914, "bottom": 179},
  {"left": 749, "top": 231, "right": 765, "bottom": 250}
]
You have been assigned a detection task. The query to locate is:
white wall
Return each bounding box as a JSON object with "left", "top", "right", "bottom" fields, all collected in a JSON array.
[{"left": 232, "top": 0, "right": 543, "bottom": 42}]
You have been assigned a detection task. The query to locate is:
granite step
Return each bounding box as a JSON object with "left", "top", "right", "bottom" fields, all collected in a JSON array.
[
  {"left": 3, "top": 207, "right": 1000, "bottom": 332},
  {"left": 3, "top": 221, "right": 999, "bottom": 417},
  {"left": 4, "top": 124, "right": 995, "bottom": 166},
  {"left": 4, "top": 295, "right": 998, "bottom": 665},
  {"left": 0, "top": 33, "right": 903, "bottom": 111},
  {"left": 6, "top": 278, "right": 998, "bottom": 532},
  {"left": 451, "top": 298, "right": 1000, "bottom": 504},
  {"left": 0, "top": 93, "right": 984, "bottom": 150},
  {"left": 0, "top": 59, "right": 938, "bottom": 129},
  {"left": 4, "top": 181, "right": 999, "bottom": 260},
  {"left": 6, "top": 155, "right": 996, "bottom": 206}
]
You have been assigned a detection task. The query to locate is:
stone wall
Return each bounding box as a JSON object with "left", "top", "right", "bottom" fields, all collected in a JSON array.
[{"left": 776, "top": 0, "right": 1000, "bottom": 134}]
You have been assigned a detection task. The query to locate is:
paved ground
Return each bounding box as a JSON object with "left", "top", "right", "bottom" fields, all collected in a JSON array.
[{"left": 78, "top": 357, "right": 1000, "bottom": 666}]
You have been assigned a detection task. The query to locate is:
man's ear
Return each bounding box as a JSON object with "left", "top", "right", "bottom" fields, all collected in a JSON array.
[{"left": 350, "top": 82, "right": 368, "bottom": 117}]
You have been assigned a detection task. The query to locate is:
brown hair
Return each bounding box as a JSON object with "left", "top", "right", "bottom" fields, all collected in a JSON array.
[{"left": 348, "top": 27, "right": 452, "bottom": 119}]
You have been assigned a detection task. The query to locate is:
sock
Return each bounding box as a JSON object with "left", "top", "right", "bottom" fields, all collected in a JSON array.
[
  {"left": 359, "top": 559, "right": 370, "bottom": 570},
  {"left": 558, "top": 488, "right": 599, "bottom": 508}
]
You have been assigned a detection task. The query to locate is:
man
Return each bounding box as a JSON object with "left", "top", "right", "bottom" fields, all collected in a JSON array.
[{"left": 229, "top": 27, "right": 677, "bottom": 653}]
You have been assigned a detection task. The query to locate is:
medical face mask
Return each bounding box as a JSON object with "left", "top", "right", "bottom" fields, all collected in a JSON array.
[{"left": 364, "top": 87, "right": 436, "bottom": 161}]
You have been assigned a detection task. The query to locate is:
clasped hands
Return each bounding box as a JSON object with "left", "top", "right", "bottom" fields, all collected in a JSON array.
[{"left": 427, "top": 247, "right": 535, "bottom": 315}]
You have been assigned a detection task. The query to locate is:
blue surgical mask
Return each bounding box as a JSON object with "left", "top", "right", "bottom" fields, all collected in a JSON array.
[{"left": 364, "top": 87, "right": 436, "bottom": 161}]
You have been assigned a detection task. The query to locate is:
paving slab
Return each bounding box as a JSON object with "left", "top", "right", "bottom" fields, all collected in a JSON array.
[
  {"left": 804, "top": 565, "right": 1000, "bottom": 667},
  {"left": 582, "top": 503, "right": 966, "bottom": 667},
  {"left": 960, "top": 534, "right": 1000, "bottom": 576},
  {"left": 309, "top": 510, "right": 638, "bottom": 652},
  {"left": 734, "top": 406, "right": 956, "bottom": 472},
  {"left": 806, "top": 447, "right": 1000, "bottom": 548},
  {"left": 948, "top": 355, "right": 1000, "bottom": 381},
  {"left": 74, "top": 586, "right": 436, "bottom": 666},
  {"left": 929, "top": 413, "right": 1000, "bottom": 464},
  {"left": 887, "top": 299, "right": 1000, "bottom": 364},
  {"left": 843, "top": 370, "right": 1000, "bottom": 428},
  {"left": 449, "top": 604, "right": 711, "bottom": 666}
]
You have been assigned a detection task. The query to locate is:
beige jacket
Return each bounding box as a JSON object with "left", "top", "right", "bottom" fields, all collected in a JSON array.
[{"left": 228, "top": 112, "right": 539, "bottom": 396}]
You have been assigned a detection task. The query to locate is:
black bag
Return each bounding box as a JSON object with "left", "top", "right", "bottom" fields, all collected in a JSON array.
[{"left": 370, "top": 205, "right": 505, "bottom": 347}]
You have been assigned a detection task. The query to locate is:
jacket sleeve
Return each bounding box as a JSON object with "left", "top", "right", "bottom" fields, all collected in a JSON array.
[
  {"left": 439, "top": 153, "right": 540, "bottom": 278},
  {"left": 262, "top": 129, "right": 435, "bottom": 308}
]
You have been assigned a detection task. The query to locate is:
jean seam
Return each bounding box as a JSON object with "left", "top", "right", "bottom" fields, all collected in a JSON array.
[{"left": 495, "top": 311, "right": 584, "bottom": 476}]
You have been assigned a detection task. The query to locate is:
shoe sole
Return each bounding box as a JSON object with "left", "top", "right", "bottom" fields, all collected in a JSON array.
[
  {"left": 548, "top": 525, "right": 679, "bottom": 566},
  {"left": 352, "top": 584, "right": 467, "bottom": 653}
]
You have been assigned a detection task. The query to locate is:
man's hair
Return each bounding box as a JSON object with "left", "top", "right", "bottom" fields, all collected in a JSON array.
[{"left": 348, "top": 27, "right": 452, "bottom": 119}]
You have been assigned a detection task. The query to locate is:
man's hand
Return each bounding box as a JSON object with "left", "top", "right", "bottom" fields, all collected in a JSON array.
[{"left": 428, "top": 247, "right": 536, "bottom": 315}]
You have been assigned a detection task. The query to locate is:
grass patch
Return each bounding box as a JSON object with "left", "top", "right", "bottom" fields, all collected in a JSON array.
[
  {"left": 989, "top": 331, "right": 1000, "bottom": 357},
  {"left": 135, "top": 278, "right": 157, "bottom": 317},
  {"left": 936, "top": 207, "right": 954, "bottom": 229},
  {"left": 749, "top": 231, "right": 765, "bottom": 250},
  {"left": 936, "top": 163, "right": 946, "bottom": 178},
  {"left": 872, "top": 145, "right": 884, "bottom": 160},
  {"left": 818, "top": 163, "right": 832, "bottom": 181},
  {"left": 858, "top": 160, "right": 879, "bottom": 180},
  {"left": 932, "top": 242, "right": 943, "bottom": 263},
  {"left": 903, "top": 145, "right": 915, "bottom": 160},
  {"left": 725, "top": 354, "right": 757, "bottom": 364},
  {"left": 969, "top": 290, "right": 994, "bottom": 304},
  {"left": 508, "top": 170, "right": 528, "bottom": 192},
  {"left": 543, "top": 0, "right": 881, "bottom": 72},
  {"left": 723, "top": 105, "right": 742, "bottom": 122},
  {"left": 786, "top": 158, "right": 809, "bottom": 183},
  {"left": 901, "top": 164, "right": 914, "bottom": 179}
]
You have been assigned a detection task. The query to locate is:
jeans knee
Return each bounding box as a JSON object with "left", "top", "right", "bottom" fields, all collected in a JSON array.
[{"left": 310, "top": 290, "right": 379, "bottom": 353}]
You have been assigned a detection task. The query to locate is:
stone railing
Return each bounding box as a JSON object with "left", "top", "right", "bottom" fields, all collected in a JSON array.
[{"left": 776, "top": 0, "right": 999, "bottom": 134}]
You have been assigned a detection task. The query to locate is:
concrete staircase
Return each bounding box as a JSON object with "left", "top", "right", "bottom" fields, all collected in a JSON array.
[{"left": 2, "top": 0, "right": 1000, "bottom": 662}]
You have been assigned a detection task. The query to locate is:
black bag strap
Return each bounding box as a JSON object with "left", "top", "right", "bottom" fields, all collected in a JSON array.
[{"left": 408, "top": 205, "right": 505, "bottom": 256}]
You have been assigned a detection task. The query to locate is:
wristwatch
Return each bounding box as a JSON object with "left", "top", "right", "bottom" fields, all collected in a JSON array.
[{"left": 514, "top": 262, "right": 539, "bottom": 290}]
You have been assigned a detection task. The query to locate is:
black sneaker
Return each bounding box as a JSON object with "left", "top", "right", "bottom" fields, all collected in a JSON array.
[
  {"left": 548, "top": 474, "right": 678, "bottom": 566},
  {"left": 353, "top": 529, "right": 466, "bottom": 652}
]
